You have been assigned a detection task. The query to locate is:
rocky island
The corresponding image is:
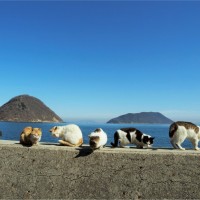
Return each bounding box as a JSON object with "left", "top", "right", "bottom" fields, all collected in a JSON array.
[
  {"left": 107, "top": 112, "right": 173, "bottom": 124},
  {"left": 0, "top": 95, "right": 63, "bottom": 122}
]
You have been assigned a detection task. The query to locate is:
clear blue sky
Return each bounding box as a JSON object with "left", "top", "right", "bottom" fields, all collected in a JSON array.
[{"left": 0, "top": 1, "right": 200, "bottom": 123}]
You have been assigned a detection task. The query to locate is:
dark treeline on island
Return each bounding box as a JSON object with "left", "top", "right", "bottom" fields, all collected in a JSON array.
[
  {"left": 0, "top": 95, "right": 63, "bottom": 123},
  {"left": 107, "top": 112, "right": 173, "bottom": 124}
]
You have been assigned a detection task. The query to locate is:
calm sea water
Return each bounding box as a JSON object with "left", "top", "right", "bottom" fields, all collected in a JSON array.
[{"left": 0, "top": 122, "right": 194, "bottom": 149}]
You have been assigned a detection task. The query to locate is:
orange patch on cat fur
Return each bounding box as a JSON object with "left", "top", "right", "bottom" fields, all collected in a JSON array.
[{"left": 59, "top": 138, "right": 83, "bottom": 147}]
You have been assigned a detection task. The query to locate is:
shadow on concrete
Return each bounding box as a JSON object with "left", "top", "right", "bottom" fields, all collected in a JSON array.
[
  {"left": 15, "top": 142, "right": 61, "bottom": 147},
  {"left": 74, "top": 146, "right": 93, "bottom": 158},
  {"left": 41, "top": 142, "right": 60, "bottom": 146},
  {"left": 14, "top": 142, "right": 34, "bottom": 148}
]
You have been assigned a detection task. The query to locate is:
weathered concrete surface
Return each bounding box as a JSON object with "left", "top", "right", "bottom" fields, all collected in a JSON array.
[{"left": 0, "top": 140, "right": 200, "bottom": 199}]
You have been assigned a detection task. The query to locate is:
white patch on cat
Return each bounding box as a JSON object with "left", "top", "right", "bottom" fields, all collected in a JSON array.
[
  {"left": 29, "top": 133, "right": 41, "bottom": 143},
  {"left": 169, "top": 121, "right": 200, "bottom": 150},
  {"left": 50, "top": 124, "right": 83, "bottom": 147},
  {"left": 88, "top": 128, "right": 107, "bottom": 150},
  {"left": 117, "top": 129, "right": 134, "bottom": 147}
]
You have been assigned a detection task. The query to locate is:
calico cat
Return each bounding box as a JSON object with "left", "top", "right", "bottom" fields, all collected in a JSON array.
[
  {"left": 88, "top": 128, "right": 107, "bottom": 150},
  {"left": 20, "top": 127, "right": 42, "bottom": 146},
  {"left": 50, "top": 124, "right": 83, "bottom": 147},
  {"left": 169, "top": 121, "right": 200, "bottom": 150},
  {"left": 111, "top": 128, "right": 154, "bottom": 148}
]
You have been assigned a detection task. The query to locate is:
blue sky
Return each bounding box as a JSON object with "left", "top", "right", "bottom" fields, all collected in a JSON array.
[{"left": 0, "top": 1, "right": 200, "bottom": 123}]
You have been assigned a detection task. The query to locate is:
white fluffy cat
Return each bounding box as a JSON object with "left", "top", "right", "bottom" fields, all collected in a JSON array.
[
  {"left": 50, "top": 124, "right": 83, "bottom": 147},
  {"left": 169, "top": 121, "right": 200, "bottom": 150},
  {"left": 88, "top": 128, "right": 107, "bottom": 150}
]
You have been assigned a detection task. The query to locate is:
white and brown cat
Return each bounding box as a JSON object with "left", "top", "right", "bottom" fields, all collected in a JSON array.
[
  {"left": 88, "top": 128, "right": 107, "bottom": 150},
  {"left": 20, "top": 126, "right": 42, "bottom": 146},
  {"left": 111, "top": 127, "right": 154, "bottom": 148},
  {"left": 50, "top": 124, "right": 83, "bottom": 147},
  {"left": 169, "top": 121, "right": 200, "bottom": 150}
]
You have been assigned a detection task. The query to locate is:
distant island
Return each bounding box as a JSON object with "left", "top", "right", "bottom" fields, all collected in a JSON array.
[
  {"left": 107, "top": 112, "right": 173, "bottom": 124},
  {"left": 0, "top": 95, "right": 63, "bottom": 123}
]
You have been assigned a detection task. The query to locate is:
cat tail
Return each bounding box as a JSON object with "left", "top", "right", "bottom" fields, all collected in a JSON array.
[
  {"left": 169, "top": 122, "right": 178, "bottom": 138},
  {"left": 59, "top": 138, "right": 83, "bottom": 147},
  {"left": 110, "top": 131, "right": 119, "bottom": 147}
]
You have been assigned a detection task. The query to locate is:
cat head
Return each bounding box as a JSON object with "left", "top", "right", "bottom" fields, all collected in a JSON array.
[
  {"left": 88, "top": 128, "right": 104, "bottom": 150},
  {"left": 49, "top": 126, "right": 61, "bottom": 138},
  {"left": 29, "top": 128, "right": 42, "bottom": 143},
  {"left": 142, "top": 136, "right": 155, "bottom": 146},
  {"left": 88, "top": 136, "right": 100, "bottom": 150}
]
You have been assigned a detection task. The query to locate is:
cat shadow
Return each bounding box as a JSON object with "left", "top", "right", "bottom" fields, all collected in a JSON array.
[
  {"left": 129, "top": 146, "right": 156, "bottom": 150},
  {"left": 74, "top": 146, "right": 94, "bottom": 158},
  {"left": 129, "top": 146, "right": 174, "bottom": 151},
  {"left": 15, "top": 142, "right": 34, "bottom": 148},
  {"left": 15, "top": 142, "right": 61, "bottom": 147}
]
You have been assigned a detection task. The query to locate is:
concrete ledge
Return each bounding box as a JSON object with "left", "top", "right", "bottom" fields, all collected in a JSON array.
[{"left": 0, "top": 140, "right": 200, "bottom": 199}]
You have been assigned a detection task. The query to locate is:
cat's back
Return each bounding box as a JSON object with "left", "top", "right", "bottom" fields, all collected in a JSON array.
[
  {"left": 117, "top": 128, "right": 137, "bottom": 138},
  {"left": 90, "top": 128, "right": 107, "bottom": 142},
  {"left": 63, "top": 124, "right": 82, "bottom": 134},
  {"left": 89, "top": 128, "right": 107, "bottom": 149},
  {"left": 20, "top": 126, "right": 33, "bottom": 144},
  {"left": 62, "top": 124, "right": 83, "bottom": 143},
  {"left": 169, "top": 121, "right": 199, "bottom": 138}
]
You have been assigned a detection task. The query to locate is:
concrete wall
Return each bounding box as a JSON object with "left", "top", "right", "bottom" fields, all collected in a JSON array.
[{"left": 0, "top": 140, "right": 200, "bottom": 199}]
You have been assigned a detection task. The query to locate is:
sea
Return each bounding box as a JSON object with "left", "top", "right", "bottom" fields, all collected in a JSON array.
[{"left": 0, "top": 122, "right": 195, "bottom": 149}]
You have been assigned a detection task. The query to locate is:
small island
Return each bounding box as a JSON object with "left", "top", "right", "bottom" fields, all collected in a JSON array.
[
  {"left": 0, "top": 95, "right": 63, "bottom": 123},
  {"left": 107, "top": 112, "right": 173, "bottom": 124}
]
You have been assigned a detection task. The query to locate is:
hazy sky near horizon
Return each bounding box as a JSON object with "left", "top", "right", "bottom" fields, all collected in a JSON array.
[{"left": 0, "top": 1, "right": 200, "bottom": 123}]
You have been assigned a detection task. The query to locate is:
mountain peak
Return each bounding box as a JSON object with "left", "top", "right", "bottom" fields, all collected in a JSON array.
[
  {"left": 107, "top": 112, "right": 173, "bottom": 124},
  {"left": 0, "top": 95, "right": 63, "bottom": 122}
]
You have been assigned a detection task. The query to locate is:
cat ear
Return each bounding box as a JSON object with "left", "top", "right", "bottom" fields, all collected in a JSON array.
[{"left": 152, "top": 137, "right": 155, "bottom": 140}]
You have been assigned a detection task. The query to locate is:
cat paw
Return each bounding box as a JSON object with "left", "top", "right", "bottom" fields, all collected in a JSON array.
[
  {"left": 58, "top": 140, "right": 65, "bottom": 145},
  {"left": 175, "top": 144, "right": 185, "bottom": 150},
  {"left": 195, "top": 147, "right": 199, "bottom": 151},
  {"left": 110, "top": 142, "right": 117, "bottom": 148}
]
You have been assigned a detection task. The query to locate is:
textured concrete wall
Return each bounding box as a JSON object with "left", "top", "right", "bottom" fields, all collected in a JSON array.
[{"left": 0, "top": 140, "right": 200, "bottom": 199}]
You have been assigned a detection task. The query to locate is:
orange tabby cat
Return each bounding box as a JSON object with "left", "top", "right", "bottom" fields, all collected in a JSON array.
[{"left": 20, "top": 126, "right": 42, "bottom": 146}]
